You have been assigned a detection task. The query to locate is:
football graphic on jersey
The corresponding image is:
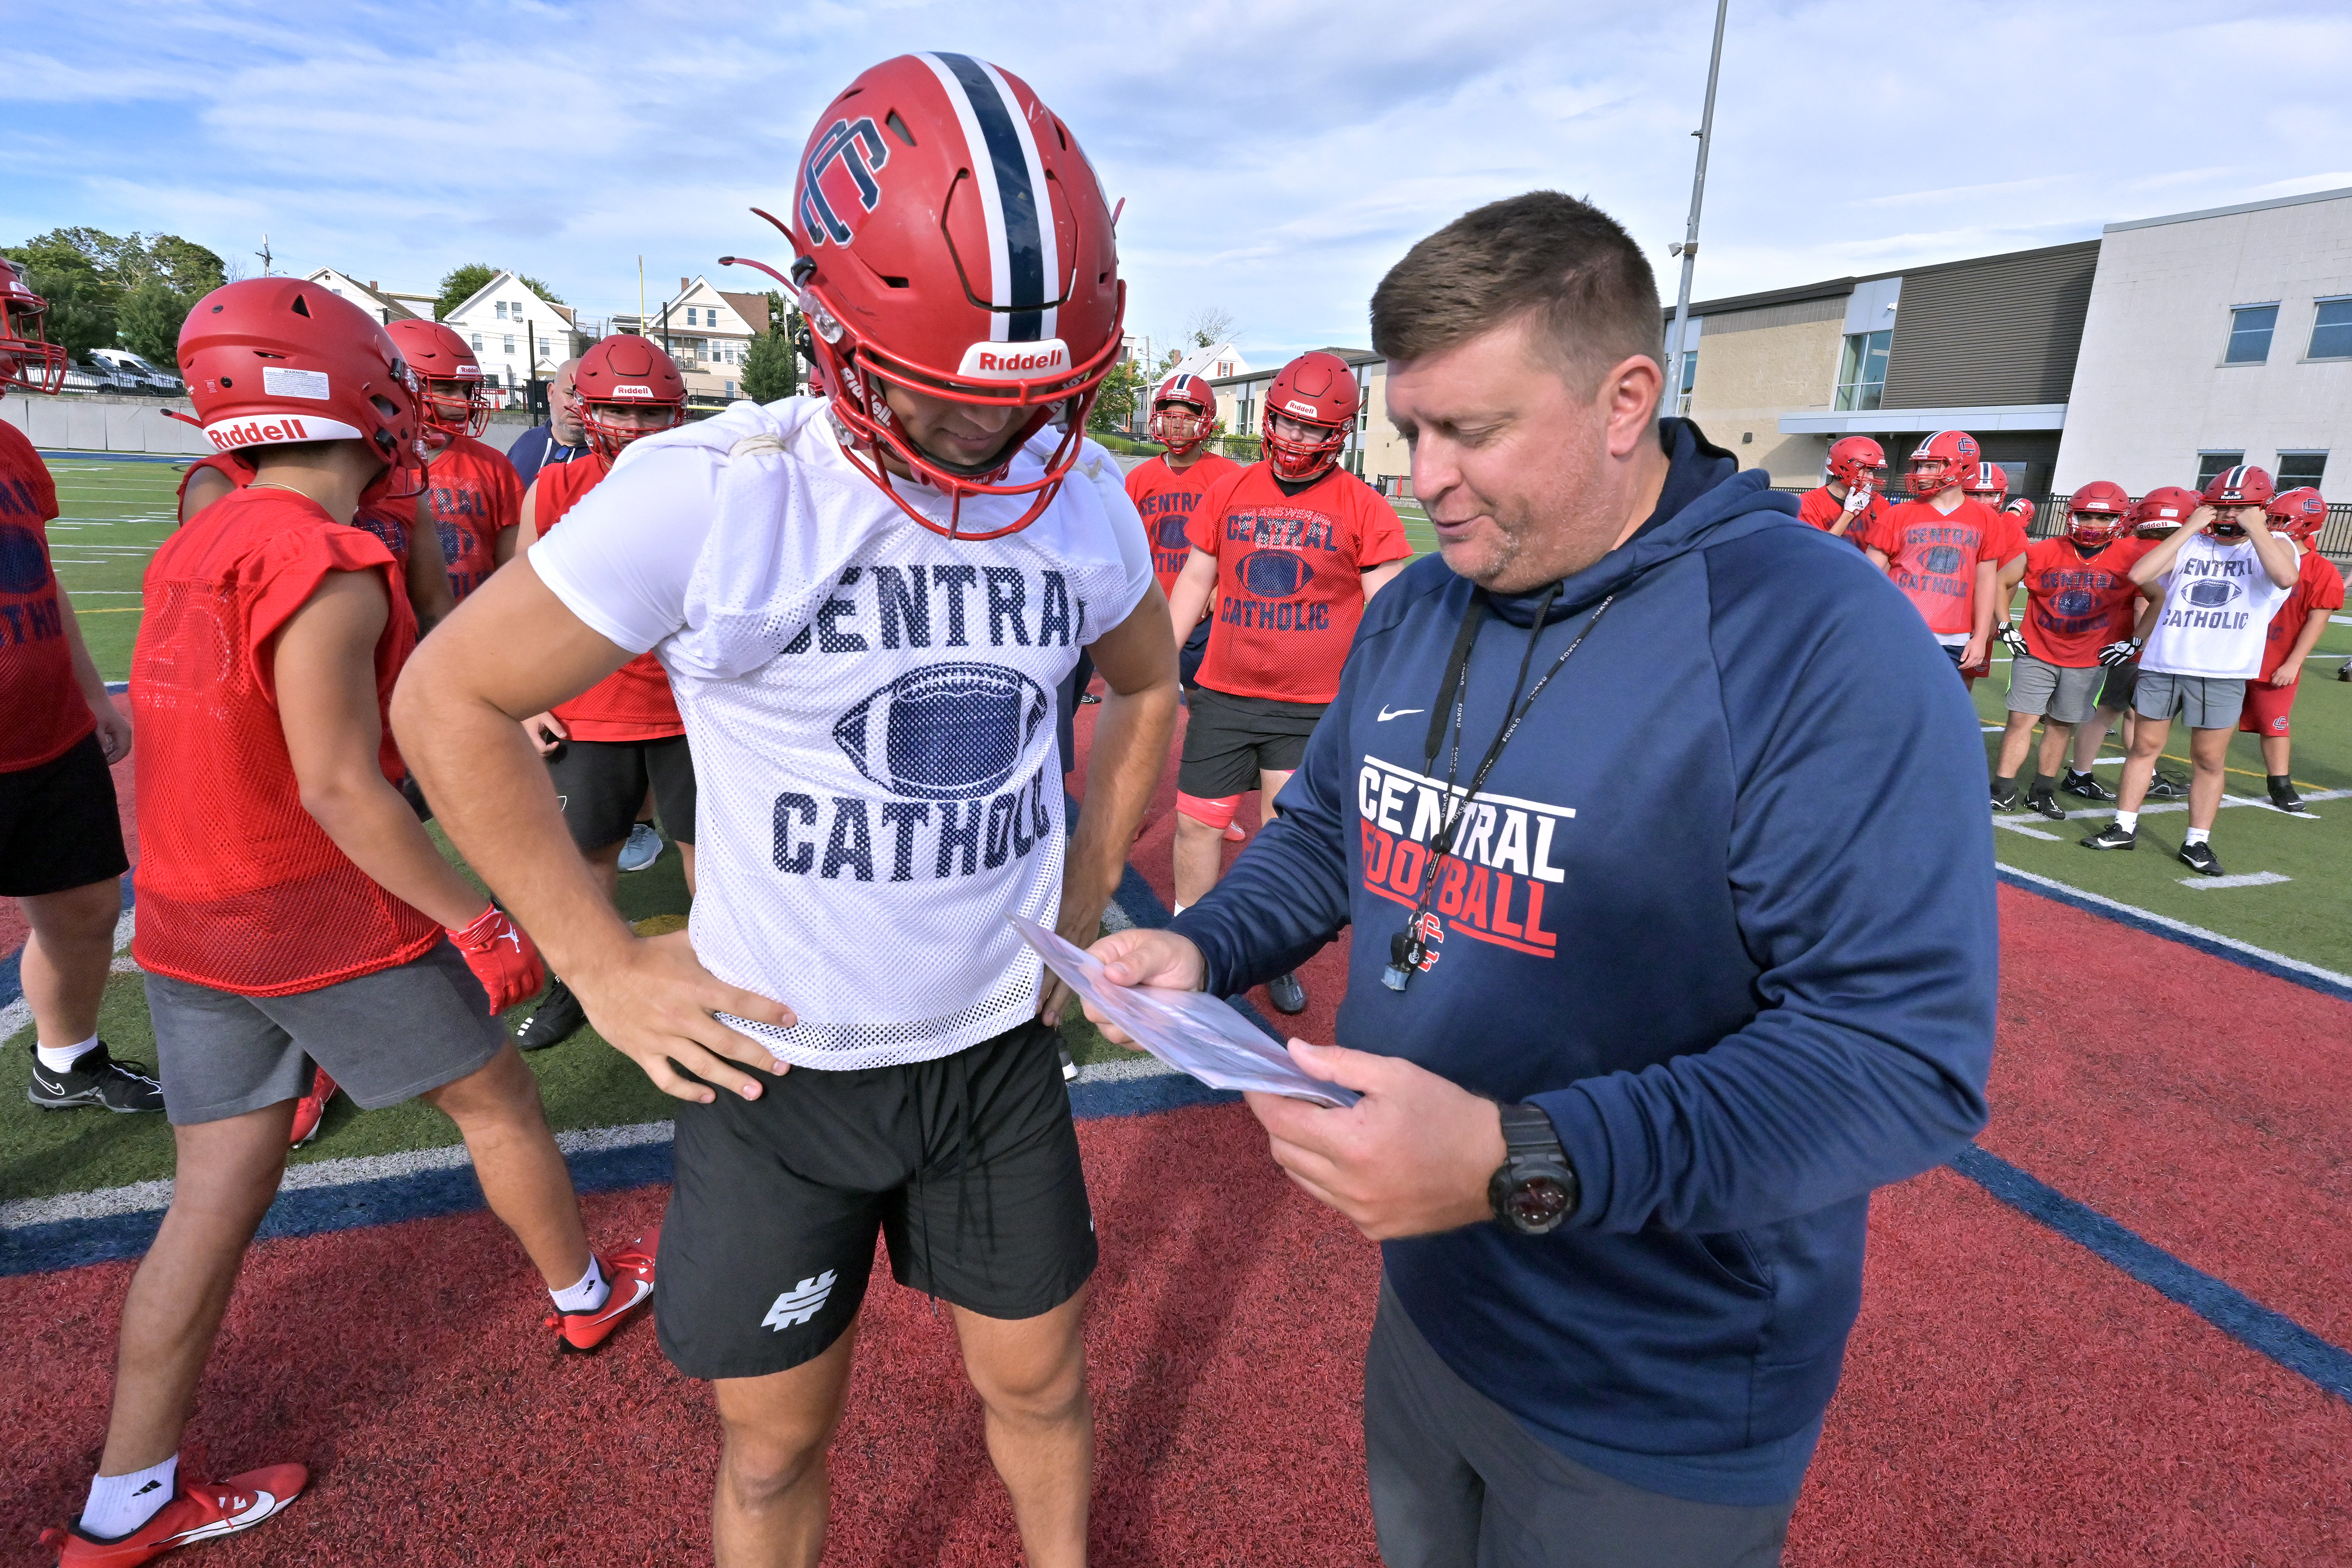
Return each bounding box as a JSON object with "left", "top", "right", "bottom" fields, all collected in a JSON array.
[
  {"left": 833, "top": 663, "right": 1051, "bottom": 800},
  {"left": 2054, "top": 589, "right": 2094, "bottom": 617},
  {"left": 1238, "top": 549, "right": 1314, "bottom": 598},
  {"left": 1920, "top": 545, "right": 1963, "bottom": 575},
  {"left": 2183, "top": 579, "right": 2241, "bottom": 609},
  {"left": 0, "top": 526, "right": 48, "bottom": 594}
]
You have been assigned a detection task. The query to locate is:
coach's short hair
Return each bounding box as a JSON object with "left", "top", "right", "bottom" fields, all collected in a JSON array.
[{"left": 1370, "top": 192, "right": 1664, "bottom": 394}]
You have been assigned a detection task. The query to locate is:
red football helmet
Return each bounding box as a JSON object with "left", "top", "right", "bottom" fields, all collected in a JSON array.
[
  {"left": 2201, "top": 464, "right": 2274, "bottom": 509},
  {"left": 1825, "top": 436, "right": 1885, "bottom": 492},
  {"left": 2266, "top": 486, "right": 2328, "bottom": 546},
  {"left": 1906, "top": 430, "right": 1980, "bottom": 496},
  {"left": 1961, "top": 461, "right": 2009, "bottom": 500},
  {"left": 570, "top": 336, "right": 687, "bottom": 464},
  {"left": 1147, "top": 372, "right": 1217, "bottom": 456},
  {"left": 746, "top": 52, "right": 1124, "bottom": 541},
  {"left": 2131, "top": 484, "right": 2201, "bottom": 536},
  {"left": 2065, "top": 480, "right": 2129, "bottom": 548},
  {"left": 386, "top": 319, "right": 490, "bottom": 440},
  {"left": 1262, "top": 351, "right": 1359, "bottom": 483},
  {"left": 176, "top": 278, "right": 425, "bottom": 503},
  {"left": 0, "top": 259, "right": 67, "bottom": 396}
]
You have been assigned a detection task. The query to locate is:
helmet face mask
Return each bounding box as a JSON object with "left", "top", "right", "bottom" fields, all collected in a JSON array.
[
  {"left": 1259, "top": 352, "right": 1359, "bottom": 484},
  {"left": 386, "top": 319, "right": 492, "bottom": 443},
  {"left": 2065, "top": 480, "right": 2129, "bottom": 549},
  {"left": 569, "top": 335, "right": 688, "bottom": 465},
  {"left": 1146, "top": 373, "right": 1217, "bottom": 456},
  {"left": 0, "top": 262, "right": 68, "bottom": 396},
  {"left": 1825, "top": 436, "right": 1885, "bottom": 493}
]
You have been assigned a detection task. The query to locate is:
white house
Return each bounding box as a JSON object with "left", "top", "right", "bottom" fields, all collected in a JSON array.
[
  {"left": 440, "top": 271, "right": 584, "bottom": 406},
  {"left": 629, "top": 276, "right": 770, "bottom": 407},
  {"left": 302, "top": 269, "right": 422, "bottom": 326},
  {"left": 1170, "top": 341, "right": 1247, "bottom": 382}
]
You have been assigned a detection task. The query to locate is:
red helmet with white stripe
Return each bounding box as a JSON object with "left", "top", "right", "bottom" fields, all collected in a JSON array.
[
  {"left": 2065, "top": 480, "right": 2129, "bottom": 548},
  {"left": 570, "top": 335, "right": 687, "bottom": 465},
  {"left": 1262, "top": 350, "right": 1358, "bottom": 483},
  {"left": 1147, "top": 372, "right": 1217, "bottom": 456},
  {"left": 2201, "top": 464, "right": 2274, "bottom": 509},
  {"left": 1825, "top": 436, "right": 1885, "bottom": 491},
  {"left": 177, "top": 278, "right": 426, "bottom": 503},
  {"left": 2265, "top": 486, "right": 2328, "bottom": 546},
  {"left": 2130, "top": 485, "right": 2200, "bottom": 535},
  {"left": 386, "top": 319, "right": 490, "bottom": 440},
  {"left": 1906, "top": 430, "right": 1980, "bottom": 497},
  {"left": 759, "top": 52, "right": 1123, "bottom": 541},
  {"left": 1961, "top": 461, "right": 2009, "bottom": 501},
  {"left": 0, "top": 259, "right": 66, "bottom": 395}
]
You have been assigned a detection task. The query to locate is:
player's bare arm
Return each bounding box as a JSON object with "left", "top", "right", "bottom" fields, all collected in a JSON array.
[
  {"left": 176, "top": 462, "right": 235, "bottom": 524},
  {"left": 404, "top": 509, "right": 457, "bottom": 633},
  {"left": 1965, "top": 557, "right": 1996, "bottom": 668},
  {"left": 1361, "top": 559, "right": 1406, "bottom": 601},
  {"left": 2242, "top": 509, "right": 2300, "bottom": 589},
  {"left": 1166, "top": 546, "right": 1217, "bottom": 643},
  {"left": 57, "top": 583, "right": 131, "bottom": 764},
  {"left": 392, "top": 553, "right": 791, "bottom": 1105},
  {"left": 509, "top": 477, "right": 569, "bottom": 754}
]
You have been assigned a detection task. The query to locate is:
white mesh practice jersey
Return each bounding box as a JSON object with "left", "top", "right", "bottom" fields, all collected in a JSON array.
[
  {"left": 2140, "top": 532, "right": 2296, "bottom": 680},
  {"left": 529, "top": 397, "right": 1154, "bottom": 1069}
]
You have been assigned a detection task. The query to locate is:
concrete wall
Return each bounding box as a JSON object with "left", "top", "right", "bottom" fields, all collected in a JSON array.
[
  {"left": 2056, "top": 189, "right": 2352, "bottom": 493},
  {"left": 1685, "top": 297, "right": 1847, "bottom": 487},
  {"left": 5, "top": 394, "right": 539, "bottom": 457}
]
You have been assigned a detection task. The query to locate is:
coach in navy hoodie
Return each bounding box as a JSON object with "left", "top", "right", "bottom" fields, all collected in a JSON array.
[{"left": 1085, "top": 193, "right": 1994, "bottom": 1568}]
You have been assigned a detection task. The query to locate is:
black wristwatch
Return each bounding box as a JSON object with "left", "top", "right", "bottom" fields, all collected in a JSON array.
[{"left": 1489, "top": 1102, "right": 1578, "bottom": 1235}]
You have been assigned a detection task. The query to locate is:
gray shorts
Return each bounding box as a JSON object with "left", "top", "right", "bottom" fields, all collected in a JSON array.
[
  {"left": 145, "top": 941, "right": 508, "bottom": 1126},
  {"left": 2006, "top": 654, "right": 2103, "bottom": 724},
  {"left": 2132, "top": 670, "right": 2246, "bottom": 730},
  {"left": 1364, "top": 1278, "right": 1792, "bottom": 1568}
]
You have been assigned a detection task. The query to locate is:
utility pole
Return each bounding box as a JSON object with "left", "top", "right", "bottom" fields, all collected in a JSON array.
[
  {"left": 637, "top": 255, "right": 646, "bottom": 336},
  {"left": 255, "top": 235, "right": 273, "bottom": 278},
  {"left": 1665, "top": 0, "right": 1729, "bottom": 421}
]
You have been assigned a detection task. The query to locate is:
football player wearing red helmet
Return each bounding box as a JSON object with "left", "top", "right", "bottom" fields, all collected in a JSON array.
[
  {"left": 389, "top": 319, "right": 524, "bottom": 603},
  {"left": 1990, "top": 482, "right": 2142, "bottom": 817},
  {"left": 2, "top": 256, "right": 155, "bottom": 1140},
  {"left": 2236, "top": 486, "right": 2342, "bottom": 810},
  {"left": 1795, "top": 436, "right": 1885, "bottom": 549},
  {"left": 1959, "top": 463, "right": 2034, "bottom": 684},
  {"left": 2081, "top": 467, "right": 2299, "bottom": 874},
  {"left": 2062, "top": 483, "right": 2209, "bottom": 797},
  {"left": 1164, "top": 349, "right": 1413, "bottom": 1015},
  {"left": 1127, "top": 372, "right": 1240, "bottom": 690},
  {"left": 1859, "top": 430, "right": 2002, "bottom": 673},
  {"left": 392, "top": 55, "right": 1178, "bottom": 1568},
  {"left": 49, "top": 279, "right": 657, "bottom": 1566}
]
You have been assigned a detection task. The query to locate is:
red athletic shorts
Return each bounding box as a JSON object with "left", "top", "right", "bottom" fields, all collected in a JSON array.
[{"left": 2237, "top": 677, "right": 2298, "bottom": 737}]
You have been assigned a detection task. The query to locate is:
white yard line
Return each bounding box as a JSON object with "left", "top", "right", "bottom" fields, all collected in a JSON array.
[
  {"left": 1992, "top": 788, "right": 2350, "bottom": 840},
  {"left": 2179, "top": 871, "right": 2292, "bottom": 891}
]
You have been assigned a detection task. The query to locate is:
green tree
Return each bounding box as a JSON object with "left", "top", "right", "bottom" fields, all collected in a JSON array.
[
  {"left": 433, "top": 263, "right": 497, "bottom": 320},
  {"left": 517, "top": 273, "right": 565, "bottom": 306},
  {"left": 116, "top": 278, "right": 188, "bottom": 361},
  {"left": 144, "top": 235, "right": 226, "bottom": 297},
  {"left": 741, "top": 292, "right": 802, "bottom": 403},
  {"left": 1, "top": 239, "right": 116, "bottom": 359},
  {"left": 1087, "top": 357, "right": 1147, "bottom": 434}
]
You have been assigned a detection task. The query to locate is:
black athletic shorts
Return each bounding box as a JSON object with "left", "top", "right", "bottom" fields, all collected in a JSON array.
[
  {"left": 1178, "top": 618, "right": 1211, "bottom": 691},
  {"left": 546, "top": 733, "right": 697, "bottom": 853},
  {"left": 656, "top": 1019, "right": 1097, "bottom": 1381},
  {"left": 1178, "top": 685, "right": 1328, "bottom": 798},
  {"left": 0, "top": 731, "right": 130, "bottom": 898}
]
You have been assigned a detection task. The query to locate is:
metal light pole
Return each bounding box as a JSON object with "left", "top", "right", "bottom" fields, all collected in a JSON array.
[{"left": 1665, "top": 0, "right": 1729, "bottom": 420}]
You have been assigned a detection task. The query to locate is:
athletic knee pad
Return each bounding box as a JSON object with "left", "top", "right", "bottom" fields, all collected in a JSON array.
[{"left": 1176, "top": 792, "right": 1242, "bottom": 831}]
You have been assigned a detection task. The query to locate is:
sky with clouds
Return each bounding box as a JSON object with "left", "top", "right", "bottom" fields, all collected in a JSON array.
[{"left": 9, "top": 0, "right": 2350, "bottom": 365}]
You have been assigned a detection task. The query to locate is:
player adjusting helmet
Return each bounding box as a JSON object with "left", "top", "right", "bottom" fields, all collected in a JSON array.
[
  {"left": 2131, "top": 484, "right": 2200, "bottom": 536},
  {"left": 1825, "top": 435, "right": 1885, "bottom": 491},
  {"left": 2202, "top": 464, "right": 2274, "bottom": 536},
  {"left": 2265, "top": 486, "right": 2328, "bottom": 546},
  {"left": 1961, "top": 461, "right": 2009, "bottom": 502},
  {"left": 764, "top": 52, "right": 1123, "bottom": 541},
  {"left": 0, "top": 259, "right": 68, "bottom": 396},
  {"left": 1147, "top": 372, "right": 1217, "bottom": 457},
  {"left": 1261, "top": 350, "right": 1359, "bottom": 483},
  {"left": 2065, "top": 480, "right": 2129, "bottom": 548},
  {"left": 386, "top": 319, "right": 490, "bottom": 440},
  {"left": 570, "top": 335, "right": 687, "bottom": 464},
  {"left": 1906, "top": 429, "right": 1980, "bottom": 496},
  {"left": 176, "top": 278, "right": 425, "bottom": 503}
]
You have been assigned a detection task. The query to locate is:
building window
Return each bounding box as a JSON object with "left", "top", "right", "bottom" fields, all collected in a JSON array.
[
  {"left": 470, "top": 333, "right": 483, "bottom": 352},
  {"left": 1833, "top": 330, "right": 1890, "bottom": 412},
  {"left": 2309, "top": 298, "right": 2352, "bottom": 360},
  {"left": 538, "top": 337, "right": 550, "bottom": 357},
  {"left": 726, "top": 380, "right": 737, "bottom": 398},
  {"left": 2276, "top": 452, "right": 2328, "bottom": 489},
  {"left": 2223, "top": 304, "right": 2277, "bottom": 364},
  {"left": 503, "top": 335, "right": 516, "bottom": 354},
  {"left": 1673, "top": 352, "right": 1698, "bottom": 417},
  {"left": 2194, "top": 452, "right": 2244, "bottom": 489},
  {"left": 495, "top": 301, "right": 507, "bottom": 320}
]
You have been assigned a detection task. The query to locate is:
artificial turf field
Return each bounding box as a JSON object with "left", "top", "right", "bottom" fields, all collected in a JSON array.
[{"left": 5, "top": 451, "right": 2350, "bottom": 1563}]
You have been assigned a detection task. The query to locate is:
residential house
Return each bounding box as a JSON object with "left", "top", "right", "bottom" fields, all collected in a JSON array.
[
  {"left": 439, "top": 271, "right": 587, "bottom": 407},
  {"left": 303, "top": 269, "right": 422, "bottom": 326},
  {"left": 632, "top": 276, "right": 773, "bottom": 409}
]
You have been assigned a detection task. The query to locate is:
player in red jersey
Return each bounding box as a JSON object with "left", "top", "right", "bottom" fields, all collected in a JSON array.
[
  {"left": 1165, "top": 350, "right": 1412, "bottom": 1014},
  {"left": 1989, "top": 482, "right": 2140, "bottom": 817},
  {"left": 1861, "top": 430, "right": 2001, "bottom": 673},
  {"left": 45, "top": 280, "right": 655, "bottom": 1568},
  {"left": 2239, "top": 487, "right": 2341, "bottom": 812},
  {"left": 388, "top": 317, "right": 524, "bottom": 602},
  {"left": 1795, "top": 435, "right": 1886, "bottom": 549},
  {"left": 1957, "top": 462, "right": 2032, "bottom": 686},
  {"left": 506, "top": 335, "right": 696, "bottom": 1052},
  {"left": 2060, "top": 484, "right": 2200, "bottom": 802},
  {"left": 1127, "top": 372, "right": 1241, "bottom": 690},
  {"left": 1, "top": 259, "right": 159, "bottom": 1118}
]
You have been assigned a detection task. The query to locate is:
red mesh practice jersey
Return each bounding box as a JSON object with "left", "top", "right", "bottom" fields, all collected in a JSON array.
[
  {"left": 2019, "top": 536, "right": 2150, "bottom": 667},
  {"left": 1795, "top": 485, "right": 1885, "bottom": 549},
  {"left": 1184, "top": 463, "right": 1412, "bottom": 704},
  {"left": 534, "top": 457, "right": 684, "bottom": 741},
  {"left": 1863, "top": 497, "right": 2007, "bottom": 637},
  {"left": 175, "top": 452, "right": 250, "bottom": 520},
  {"left": 131, "top": 487, "right": 440, "bottom": 995},
  {"left": 1125, "top": 452, "right": 1241, "bottom": 599},
  {"left": 1986, "top": 507, "right": 2029, "bottom": 564},
  {"left": 422, "top": 433, "right": 523, "bottom": 601},
  {"left": 2260, "top": 549, "right": 2346, "bottom": 681},
  {"left": 0, "top": 419, "right": 94, "bottom": 772},
  {"left": 178, "top": 452, "right": 411, "bottom": 569}
]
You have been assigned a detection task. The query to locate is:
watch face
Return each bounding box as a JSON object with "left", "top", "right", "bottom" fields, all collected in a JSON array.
[{"left": 1509, "top": 1176, "right": 1571, "bottom": 1229}]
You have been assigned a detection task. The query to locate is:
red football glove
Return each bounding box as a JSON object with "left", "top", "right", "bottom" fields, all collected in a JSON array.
[{"left": 446, "top": 905, "right": 547, "bottom": 1016}]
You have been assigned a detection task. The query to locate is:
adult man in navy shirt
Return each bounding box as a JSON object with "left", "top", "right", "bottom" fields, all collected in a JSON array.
[
  {"left": 506, "top": 357, "right": 589, "bottom": 486},
  {"left": 1086, "top": 192, "right": 1996, "bottom": 1566}
]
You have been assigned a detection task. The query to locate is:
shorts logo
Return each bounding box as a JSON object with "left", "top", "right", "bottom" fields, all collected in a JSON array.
[
  {"left": 2183, "top": 579, "right": 2241, "bottom": 609},
  {"left": 1921, "top": 545, "right": 1964, "bottom": 575},
  {"left": 1237, "top": 548, "right": 1314, "bottom": 599},
  {"left": 799, "top": 116, "right": 890, "bottom": 246},
  {"left": 762, "top": 1271, "right": 839, "bottom": 1330},
  {"left": 833, "top": 662, "right": 1050, "bottom": 801}
]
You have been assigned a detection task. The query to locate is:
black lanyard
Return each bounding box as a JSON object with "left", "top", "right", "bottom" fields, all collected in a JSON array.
[{"left": 1381, "top": 584, "right": 1615, "bottom": 992}]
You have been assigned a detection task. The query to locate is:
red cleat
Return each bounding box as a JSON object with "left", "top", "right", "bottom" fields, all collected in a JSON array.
[
  {"left": 288, "top": 1066, "right": 336, "bottom": 1148},
  {"left": 43, "top": 1464, "right": 307, "bottom": 1566},
  {"left": 546, "top": 1230, "right": 657, "bottom": 1353}
]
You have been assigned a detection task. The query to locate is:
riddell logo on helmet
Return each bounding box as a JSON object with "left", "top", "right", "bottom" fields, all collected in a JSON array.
[
  {"left": 202, "top": 413, "right": 365, "bottom": 452},
  {"left": 612, "top": 385, "right": 656, "bottom": 397},
  {"left": 957, "top": 340, "right": 1070, "bottom": 382}
]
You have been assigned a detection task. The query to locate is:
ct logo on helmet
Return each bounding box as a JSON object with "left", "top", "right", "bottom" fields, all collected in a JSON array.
[{"left": 800, "top": 118, "right": 891, "bottom": 246}]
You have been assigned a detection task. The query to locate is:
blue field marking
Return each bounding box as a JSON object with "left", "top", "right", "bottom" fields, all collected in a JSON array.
[
  {"left": 38, "top": 450, "right": 198, "bottom": 464},
  {"left": 1950, "top": 1145, "right": 2352, "bottom": 1405}
]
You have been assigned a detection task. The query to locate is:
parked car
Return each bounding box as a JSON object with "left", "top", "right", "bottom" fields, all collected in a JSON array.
[
  {"left": 59, "top": 362, "right": 141, "bottom": 394},
  {"left": 91, "top": 349, "right": 183, "bottom": 392}
]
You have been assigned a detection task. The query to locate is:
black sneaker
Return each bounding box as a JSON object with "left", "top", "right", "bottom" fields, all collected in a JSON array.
[
  {"left": 516, "top": 977, "right": 587, "bottom": 1051},
  {"left": 2177, "top": 840, "right": 2224, "bottom": 876},
  {"left": 1267, "top": 971, "right": 1308, "bottom": 1015},
  {"left": 2268, "top": 780, "right": 2307, "bottom": 814},
  {"left": 2146, "top": 773, "right": 2189, "bottom": 801},
  {"left": 1990, "top": 783, "right": 2019, "bottom": 812},
  {"left": 2337, "top": 658, "right": 2351, "bottom": 683},
  {"left": 2062, "top": 770, "right": 2116, "bottom": 802},
  {"left": 26, "top": 1040, "right": 164, "bottom": 1113},
  {"left": 1057, "top": 1041, "right": 1079, "bottom": 1082},
  {"left": 2080, "top": 822, "right": 2136, "bottom": 851},
  {"left": 2025, "top": 785, "right": 2066, "bottom": 821}
]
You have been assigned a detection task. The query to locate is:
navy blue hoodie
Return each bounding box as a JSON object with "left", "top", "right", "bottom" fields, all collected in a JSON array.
[{"left": 1172, "top": 420, "right": 1996, "bottom": 1506}]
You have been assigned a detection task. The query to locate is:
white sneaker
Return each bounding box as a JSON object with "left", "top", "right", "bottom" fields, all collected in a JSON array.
[{"left": 618, "top": 821, "right": 662, "bottom": 872}]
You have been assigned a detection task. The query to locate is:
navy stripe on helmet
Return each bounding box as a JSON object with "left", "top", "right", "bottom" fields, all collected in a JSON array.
[{"left": 934, "top": 52, "right": 1046, "bottom": 342}]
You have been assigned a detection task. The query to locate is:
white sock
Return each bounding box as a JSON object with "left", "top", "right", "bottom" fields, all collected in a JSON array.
[
  {"left": 550, "top": 1256, "right": 609, "bottom": 1314},
  {"left": 82, "top": 1455, "right": 178, "bottom": 1539},
  {"left": 2114, "top": 811, "right": 2139, "bottom": 833},
  {"left": 36, "top": 1035, "right": 101, "bottom": 1074},
  {"left": 2184, "top": 826, "right": 2211, "bottom": 846},
  {"left": 1171, "top": 903, "right": 1187, "bottom": 917}
]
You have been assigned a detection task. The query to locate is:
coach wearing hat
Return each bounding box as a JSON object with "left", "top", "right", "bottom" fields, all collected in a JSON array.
[{"left": 1086, "top": 191, "right": 1996, "bottom": 1567}]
